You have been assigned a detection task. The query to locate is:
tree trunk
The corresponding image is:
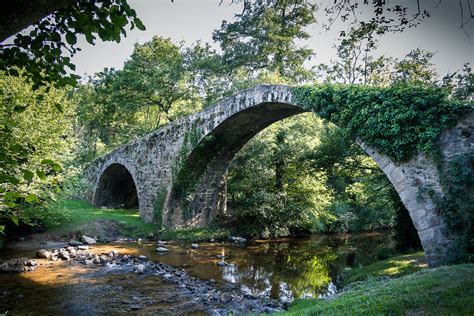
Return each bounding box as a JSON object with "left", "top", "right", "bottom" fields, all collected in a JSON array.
[{"left": 0, "top": 0, "right": 74, "bottom": 43}]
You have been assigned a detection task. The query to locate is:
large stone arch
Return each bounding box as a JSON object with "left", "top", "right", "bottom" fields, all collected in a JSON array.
[{"left": 84, "top": 85, "right": 474, "bottom": 267}]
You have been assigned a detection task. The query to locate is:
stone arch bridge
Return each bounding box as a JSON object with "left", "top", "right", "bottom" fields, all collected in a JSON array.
[{"left": 84, "top": 85, "right": 474, "bottom": 267}]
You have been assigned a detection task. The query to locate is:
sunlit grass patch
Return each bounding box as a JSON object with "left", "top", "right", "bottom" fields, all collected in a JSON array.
[
  {"left": 45, "top": 199, "right": 155, "bottom": 238},
  {"left": 342, "top": 252, "right": 427, "bottom": 285}
]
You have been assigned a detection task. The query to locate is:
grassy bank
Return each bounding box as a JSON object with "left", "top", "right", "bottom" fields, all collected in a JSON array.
[
  {"left": 46, "top": 199, "right": 156, "bottom": 238},
  {"left": 44, "top": 199, "right": 229, "bottom": 241},
  {"left": 284, "top": 259, "right": 473, "bottom": 315},
  {"left": 342, "top": 251, "right": 427, "bottom": 285}
]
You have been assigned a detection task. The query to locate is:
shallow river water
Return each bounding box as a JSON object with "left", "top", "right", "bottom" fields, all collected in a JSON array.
[{"left": 0, "top": 233, "right": 392, "bottom": 314}]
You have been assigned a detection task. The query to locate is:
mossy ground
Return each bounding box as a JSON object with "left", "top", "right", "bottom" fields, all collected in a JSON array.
[{"left": 283, "top": 255, "right": 473, "bottom": 315}]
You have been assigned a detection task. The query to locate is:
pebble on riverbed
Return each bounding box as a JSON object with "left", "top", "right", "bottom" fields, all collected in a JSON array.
[{"left": 156, "top": 247, "right": 170, "bottom": 252}]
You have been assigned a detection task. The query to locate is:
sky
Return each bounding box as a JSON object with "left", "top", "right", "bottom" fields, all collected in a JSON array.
[{"left": 70, "top": 0, "right": 473, "bottom": 78}]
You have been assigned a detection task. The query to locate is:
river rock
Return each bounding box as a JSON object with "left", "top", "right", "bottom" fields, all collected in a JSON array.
[
  {"left": 220, "top": 293, "right": 233, "bottom": 303},
  {"left": 81, "top": 235, "right": 97, "bottom": 245},
  {"left": 216, "top": 261, "right": 227, "bottom": 267},
  {"left": 78, "top": 245, "right": 90, "bottom": 250},
  {"left": 135, "top": 264, "right": 146, "bottom": 274},
  {"left": 58, "top": 251, "right": 70, "bottom": 260},
  {"left": 156, "top": 247, "right": 170, "bottom": 252},
  {"left": 69, "top": 240, "right": 83, "bottom": 246},
  {"left": 36, "top": 249, "right": 51, "bottom": 259},
  {"left": 191, "top": 243, "right": 199, "bottom": 249},
  {"left": 138, "top": 255, "right": 147, "bottom": 260},
  {"left": 230, "top": 236, "right": 247, "bottom": 243}
]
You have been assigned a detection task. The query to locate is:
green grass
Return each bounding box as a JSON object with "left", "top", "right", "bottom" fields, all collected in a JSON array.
[
  {"left": 283, "top": 263, "right": 474, "bottom": 315},
  {"left": 157, "top": 226, "right": 230, "bottom": 242},
  {"left": 45, "top": 199, "right": 230, "bottom": 241},
  {"left": 46, "top": 199, "right": 156, "bottom": 238},
  {"left": 342, "top": 252, "right": 428, "bottom": 285}
]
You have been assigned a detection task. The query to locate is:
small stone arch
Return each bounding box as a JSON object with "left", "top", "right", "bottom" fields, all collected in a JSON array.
[{"left": 93, "top": 163, "right": 139, "bottom": 209}]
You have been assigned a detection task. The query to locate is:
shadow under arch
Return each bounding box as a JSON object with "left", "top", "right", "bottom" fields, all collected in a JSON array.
[{"left": 93, "top": 163, "right": 139, "bottom": 209}]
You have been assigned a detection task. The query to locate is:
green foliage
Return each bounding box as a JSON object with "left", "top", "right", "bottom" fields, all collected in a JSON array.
[
  {"left": 156, "top": 226, "right": 230, "bottom": 243},
  {"left": 0, "top": 0, "right": 144, "bottom": 88},
  {"left": 0, "top": 71, "right": 75, "bottom": 233},
  {"left": 436, "top": 152, "right": 474, "bottom": 263},
  {"left": 293, "top": 83, "right": 472, "bottom": 162},
  {"left": 212, "top": 0, "right": 316, "bottom": 82},
  {"left": 227, "top": 114, "right": 334, "bottom": 238},
  {"left": 75, "top": 37, "right": 202, "bottom": 160},
  {"left": 284, "top": 264, "right": 474, "bottom": 315}
]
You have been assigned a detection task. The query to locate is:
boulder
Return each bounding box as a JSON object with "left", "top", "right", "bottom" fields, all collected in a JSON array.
[
  {"left": 36, "top": 249, "right": 51, "bottom": 259},
  {"left": 69, "top": 240, "right": 83, "bottom": 246},
  {"left": 81, "top": 235, "right": 97, "bottom": 245}
]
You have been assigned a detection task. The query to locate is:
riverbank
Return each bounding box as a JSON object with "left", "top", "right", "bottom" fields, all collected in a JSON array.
[{"left": 284, "top": 258, "right": 473, "bottom": 315}]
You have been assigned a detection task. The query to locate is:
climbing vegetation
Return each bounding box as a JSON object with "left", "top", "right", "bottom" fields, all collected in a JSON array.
[{"left": 292, "top": 83, "right": 472, "bottom": 162}]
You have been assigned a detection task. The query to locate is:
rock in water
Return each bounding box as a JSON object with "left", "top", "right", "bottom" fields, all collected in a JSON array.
[
  {"left": 230, "top": 236, "right": 247, "bottom": 243},
  {"left": 36, "top": 249, "right": 51, "bottom": 259},
  {"left": 69, "top": 240, "right": 83, "bottom": 246},
  {"left": 156, "top": 247, "right": 170, "bottom": 252},
  {"left": 216, "top": 261, "right": 228, "bottom": 267},
  {"left": 191, "top": 243, "right": 199, "bottom": 249},
  {"left": 81, "top": 235, "right": 97, "bottom": 245},
  {"left": 135, "top": 264, "right": 146, "bottom": 274},
  {"left": 138, "top": 255, "right": 147, "bottom": 260},
  {"left": 220, "top": 293, "right": 233, "bottom": 303}
]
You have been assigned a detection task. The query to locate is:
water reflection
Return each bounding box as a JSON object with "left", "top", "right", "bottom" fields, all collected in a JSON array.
[{"left": 149, "top": 233, "right": 392, "bottom": 302}]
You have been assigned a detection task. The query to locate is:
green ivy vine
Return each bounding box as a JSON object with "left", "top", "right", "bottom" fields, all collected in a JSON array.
[{"left": 292, "top": 83, "right": 471, "bottom": 162}]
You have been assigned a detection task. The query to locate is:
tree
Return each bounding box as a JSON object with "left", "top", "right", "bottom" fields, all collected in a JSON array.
[
  {"left": 0, "top": 0, "right": 145, "bottom": 88},
  {"left": 0, "top": 71, "right": 76, "bottom": 234},
  {"left": 392, "top": 48, "right": 437, "bottom": 84},
  {"left": 317, "top": 21, "right": 393, "bottom": 85},
  {"left": 212, "top": 0, "right": 317, "bottom": 82},
  {"left": 75, "top": 36, "right": 201, "bottom": 159},
  {"left": 322, "top": 0, "right": 473, "bottom": 39}
]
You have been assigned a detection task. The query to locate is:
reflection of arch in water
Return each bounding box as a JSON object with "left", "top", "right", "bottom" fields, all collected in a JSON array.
[{"left": 93, "top": 163, "right": 139, "bottom": 209}]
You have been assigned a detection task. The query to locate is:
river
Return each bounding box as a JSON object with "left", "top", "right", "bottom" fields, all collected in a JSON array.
[{"left": 0, "top": 232, "right": 392, "bottom": 314}]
